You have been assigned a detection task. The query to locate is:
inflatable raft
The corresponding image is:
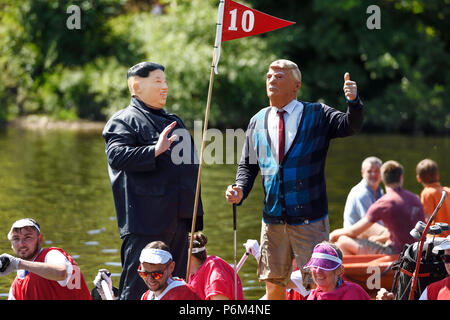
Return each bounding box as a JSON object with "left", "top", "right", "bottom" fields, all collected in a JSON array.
[{"left": 342, "top": 254, "right": 399, "bottom": 294}]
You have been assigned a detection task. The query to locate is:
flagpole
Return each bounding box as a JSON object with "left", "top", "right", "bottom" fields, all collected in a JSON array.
[
  {"left": 185, "top": 62, "right": 215, "bottom": 281},
  {"left": 185, "top": 0, "right": 224, "bottom": 281}
]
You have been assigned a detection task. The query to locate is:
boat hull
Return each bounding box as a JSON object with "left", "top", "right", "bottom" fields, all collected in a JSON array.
[{"left": 342, "top": 254, "right": 399, "bottom": 294}]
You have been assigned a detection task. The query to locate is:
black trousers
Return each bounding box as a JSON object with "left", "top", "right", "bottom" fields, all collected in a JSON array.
[{"left": 118, "top": 220, "right": 191, "bottom": 300}]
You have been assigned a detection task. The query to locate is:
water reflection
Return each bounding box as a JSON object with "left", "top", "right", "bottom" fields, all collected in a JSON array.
[
  {"left": 0, "top": 126, "right": 448, "bottom": 299},
  {"left": 87, "top": 228, "right": 106, "bottom": 235},
  {"left": 84, "top": 241, "right": 100, "bottom": 246},
  {"left": 101, "top": 248, "right": 118, "bottom": 254}
]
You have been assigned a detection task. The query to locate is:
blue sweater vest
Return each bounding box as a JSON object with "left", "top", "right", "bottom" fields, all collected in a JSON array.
[{"left": 249, "top": 101, "right": 350, "bottom": 225}]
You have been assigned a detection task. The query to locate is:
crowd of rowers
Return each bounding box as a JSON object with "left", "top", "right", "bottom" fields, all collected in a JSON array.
[{"left": 0, "top": 157, "right": 448, "bottom": 300}]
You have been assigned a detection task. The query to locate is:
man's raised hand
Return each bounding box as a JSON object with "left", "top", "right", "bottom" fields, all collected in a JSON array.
[
  {"left": 343, "top": 72, "right": 358, "bottom": 101},
  {"left": 155, "top": 121, "right": 178, "bottom": 157}
]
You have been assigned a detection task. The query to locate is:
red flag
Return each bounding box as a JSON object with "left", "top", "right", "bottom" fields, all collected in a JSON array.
[
  {"left": 213, "top": 0, "right": 295, "bottom": 74},
  {"left": 222, "top": 0, "right": 295, "bottom": 42}
]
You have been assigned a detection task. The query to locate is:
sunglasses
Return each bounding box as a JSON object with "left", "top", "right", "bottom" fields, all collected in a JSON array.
[
  {"left": 137, "top": 264, "right": 167, "bottom": 280},
  {"left": 441, "top": 254, "right": 450, "bottom": 264}
]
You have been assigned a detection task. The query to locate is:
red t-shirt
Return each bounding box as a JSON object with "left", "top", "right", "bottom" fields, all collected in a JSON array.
[
  {"left": 141, "top": 278, "right": 200, "bottom": 300},
  {"left": 366, "top": 188, "right": 425, "bottom": 253},
  {"left": 10, "top": 248, "right": 92, "bottom": 300},
  {"left": 307, "top": 281, "right": 371, "bottom": 300},
  {"left": 188, "top": 255, "right": 244, "bottom": 300},
  {"left": 426, "top": 277, "right": 450, "bottom": 300},
  {"left": 286, "top": 289, "right": 308, "bottom": 300}
]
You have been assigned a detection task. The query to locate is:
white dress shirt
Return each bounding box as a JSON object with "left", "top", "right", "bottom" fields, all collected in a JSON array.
[{"left": 267, "top": 99, "right": 303, "bottom": 160}]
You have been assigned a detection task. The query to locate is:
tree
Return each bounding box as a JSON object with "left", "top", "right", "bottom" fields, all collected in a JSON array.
[
  {"left": 246, "top": 0, "right": 450, "bottom": 134},
  {"left": 0, "top": 0, "right": 142, "bottom": 121},
  {"left": 106, "top": 0, "right": 276, "bottom": 128}
]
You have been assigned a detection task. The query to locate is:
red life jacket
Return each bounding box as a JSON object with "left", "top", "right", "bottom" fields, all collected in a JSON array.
[
  {"left": 286, "top": 289, "right": 308, "bottom": 300},
  {"left": 427, "top": 277, "right": 450, "bottom": 300},
  {"left": 141, "top": 279, "right": 200, "bottom": 300},
  {"left": 10, "top": 248, "right": 92, "bottom": 300}
]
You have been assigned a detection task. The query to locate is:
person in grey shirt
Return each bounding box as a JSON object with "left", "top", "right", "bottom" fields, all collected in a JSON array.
[{"left": 343, "top": 156, "right": 388, "bottom": 241}]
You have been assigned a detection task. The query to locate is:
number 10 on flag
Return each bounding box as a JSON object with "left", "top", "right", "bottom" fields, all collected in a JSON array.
[{"left": 213, "top": 0, "right": 295, "bottom": 73}]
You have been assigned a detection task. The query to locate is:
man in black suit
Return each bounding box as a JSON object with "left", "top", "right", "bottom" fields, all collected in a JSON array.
[{"left": 102, "top": 62, "right": 203, "bottom": 300}]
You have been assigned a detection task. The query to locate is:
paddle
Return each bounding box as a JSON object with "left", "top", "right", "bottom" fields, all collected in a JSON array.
[
  {"left": 236, "top": 252, "right": 249, "bottom": 273},
  {"left": 408, "top": 190, "right": 447, "bottom": 300},
  {"left": 101, "top": 279, "right": 114, "bottom": 300},
  {"left": 233, "top": 203, "right": 238, "bottom": 300},
  {"left": 236, "top": 239, "right": 261, "bottom": 272}
]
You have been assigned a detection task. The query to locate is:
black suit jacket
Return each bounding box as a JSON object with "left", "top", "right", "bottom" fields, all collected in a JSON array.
[{"left": 102, "top": 97, "right": 203, "bottom": 238}]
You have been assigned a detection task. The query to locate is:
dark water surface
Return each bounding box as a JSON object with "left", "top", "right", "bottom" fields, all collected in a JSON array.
[{"left": 0, "top": 126, "right": 448, "bottom": 299}]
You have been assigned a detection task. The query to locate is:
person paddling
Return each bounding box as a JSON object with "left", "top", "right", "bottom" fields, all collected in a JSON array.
[
  {"left": 0, "top": 218, "right": 92, "bottom": 300},
  {"left": 94, "top": 241, "right": 200, "bottom": 300},
  {"left": 187, "top": 232, "right": 244, "bottom": 300},
  {"left": 304, "top": 242, "right": 371, "bottom": 300}
]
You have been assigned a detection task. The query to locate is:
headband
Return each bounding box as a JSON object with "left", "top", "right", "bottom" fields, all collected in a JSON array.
[{"left": 139, "top": 248, "right": 173, "bottom": 264}]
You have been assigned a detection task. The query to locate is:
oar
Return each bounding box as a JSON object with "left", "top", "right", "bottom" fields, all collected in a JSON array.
[
  {"left": 101, "top": 280, "right": 114, "bottom": 300},
  {"left": 233, "top": 203, "right": 238, "bottom": 300},
  {"left": 408, "top": 190, "right": 446, "bottom": 300},
  {"left": 236, "top": 239, "right": 260, "bottom": 272},
  {"left": 236, "top": 252, "right": 249, "bottom": 273}
]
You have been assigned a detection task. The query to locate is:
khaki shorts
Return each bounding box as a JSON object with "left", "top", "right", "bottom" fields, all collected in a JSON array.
[{"left": 258, "top": 216, "right": 329, "bottom": 288}]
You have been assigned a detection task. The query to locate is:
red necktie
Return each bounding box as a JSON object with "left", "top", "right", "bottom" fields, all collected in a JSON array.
[{"left": 277, "top": 110, "right": 286, "bottom": 163}]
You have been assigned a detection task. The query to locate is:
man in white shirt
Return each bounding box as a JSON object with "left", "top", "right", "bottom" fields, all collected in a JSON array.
[
  {"left": 267, "top": 99, "right": 303, "bottom": 159},
  {"left": 226, "top": 59, "right": 363, "bottom": 300},
  {"left": 343, "top": 156, "right": 388, "bottom": 241}
]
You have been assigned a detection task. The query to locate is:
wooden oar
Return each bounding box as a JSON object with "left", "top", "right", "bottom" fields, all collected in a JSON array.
[{"left": 101, "top": 280, "right": 114, "bottom": 300}]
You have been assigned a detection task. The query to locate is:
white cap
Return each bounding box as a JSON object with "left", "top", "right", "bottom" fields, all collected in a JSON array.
[
  {"left": 434, "top": 235, "right": 450, "bottom": 251},
  {"left": 7, "top": 218, "right": 41, "bottom": 240},
  {"left": 139, "top": 248, "right": 172, "bottom": 264}
]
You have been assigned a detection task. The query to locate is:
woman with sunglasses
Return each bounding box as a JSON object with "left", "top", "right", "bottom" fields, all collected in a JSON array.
[
  {"left": 188, "top": 232, "right": 244, "bottom": 300},
  {"left": 304, "top": 242, "right": 371, "bottom": 300}
]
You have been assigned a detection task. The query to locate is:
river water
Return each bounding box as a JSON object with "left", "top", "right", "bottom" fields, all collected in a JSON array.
[{"left": 0, "top": 126, "right": 448, "bottom": 299}]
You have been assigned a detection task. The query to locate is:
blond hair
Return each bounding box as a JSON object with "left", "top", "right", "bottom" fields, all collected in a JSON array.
[{"left": 269, "top": 59, "right": 302, "bottom": 82}]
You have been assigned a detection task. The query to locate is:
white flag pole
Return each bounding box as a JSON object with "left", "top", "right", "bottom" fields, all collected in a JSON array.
[{"left": 213, "top": 0, "right": 224, "bottom": 74}]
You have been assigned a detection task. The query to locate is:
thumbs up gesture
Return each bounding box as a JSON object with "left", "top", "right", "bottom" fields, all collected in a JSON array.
[{"left": 343, "top": 72, "right": 358, "bottom": 101}]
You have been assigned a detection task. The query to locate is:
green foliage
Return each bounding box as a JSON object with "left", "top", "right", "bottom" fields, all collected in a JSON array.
[
  {"left": 247, "top": 0, "right": 450, "bottom": 134},
  {"left": 115, "top": 0, "right": 274, "bottom": 128},
  {"left": 0, "top": 0, "right": 141, "bottom": 121},
  {"left": 0, "top": 0, "right": 448, "bottom": 134}
]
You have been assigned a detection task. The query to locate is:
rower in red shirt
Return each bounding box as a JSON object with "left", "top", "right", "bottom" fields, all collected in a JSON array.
[
  {"left": 303, "top": 242, "right": 371, "bottom": 300},
  {"left": 94, "top": 241, "right": 200, "bottom": 300},
  {"left": 0, "top": 218, "right": 91, "bottom": 300},
  {"left": 188, "top": 232, "right": 244, "bottom": 300}
]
